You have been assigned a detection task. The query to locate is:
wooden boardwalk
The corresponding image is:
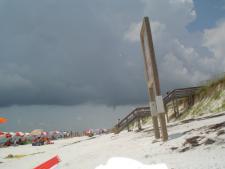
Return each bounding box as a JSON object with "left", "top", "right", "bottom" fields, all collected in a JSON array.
[
  {"left": 163, "top": 86, "right": 201, "bottom": 118},
  {"left": 114, "top": 86, "right": 202, "bottom": 133},
  {"left": 114, "top": 107, "right": 150, "bottom": 133}
]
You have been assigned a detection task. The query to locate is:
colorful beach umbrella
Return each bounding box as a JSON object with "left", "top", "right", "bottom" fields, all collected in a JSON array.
[
  {"left": 0, "top": 131, "right": 4, "bottom": 135},
  {"left": 42, "top": 131, "right": 48, "bottom": 136},
  {"left": 0, "top": 117, "right": 7, "bottom": 124},
  {"left": 0, "top": 133, "right": 12, "bottom": 145},
  {"left": 31, "top": 129, "right": 44, "bottom": 136},
  {"left": 15, "top": 132, "right": 24, "bottom": 137},
  {"left": 5, "top": 133, "right": 12, "bottom": 138}
]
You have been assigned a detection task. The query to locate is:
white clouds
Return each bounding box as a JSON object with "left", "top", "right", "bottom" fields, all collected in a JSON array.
[
  {"left": 124, "top": 0, "right": 196, "bottom": 44},
  {"left": 160, "top": 39, "right": 209, "bottom": 88},
  {"left": 124, "top": 21, "right": 166, "bottom": 43},
  {"left": 141, "top": 0, "right": 196, "bottom": 34},
  {"left": 202, "top": 21, "right": 225, "bottom": 74},
  {"left": 125, "top": 0, "right": 202, "bottom": 89},
  {"left": 203, "top": 21, "right": 225, "bottom": 60},
  {"left": 124, "top": 22, "right": 141, "bottom": 42},
  {"left": 124, "top": 0, "right": 221, "bottom": 91}
]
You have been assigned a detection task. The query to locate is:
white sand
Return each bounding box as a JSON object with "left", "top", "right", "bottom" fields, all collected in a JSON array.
[{"left": 0, "top": 112, "right": 225, "bottom": 169}]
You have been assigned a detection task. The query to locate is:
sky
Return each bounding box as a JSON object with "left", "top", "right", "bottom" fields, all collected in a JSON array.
[{"left": 1, "top": 0, "right": 225, "bottom": 132}]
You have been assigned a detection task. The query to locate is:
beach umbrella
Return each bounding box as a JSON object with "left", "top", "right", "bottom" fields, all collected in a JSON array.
[
  {"left": 0, "top": 132, "right": 10, "bottom": 142},
  {"left": 0, "top": 117, "right": 7, "bottom": 124},
  {"left": 49, "top": 131, "right": 62, "bottom": 139},
  {"left": 5, "top": 133, "right": 12, "bottom": 138},
  {"left": 0, "top": 131, "right": 4, "bottom": 136},
  {"left": 31, "top": 129, "right": 44, "bottom": 136},
  {"left": 0, "top": 133, "right": 12, "bottom": 145},
  {"left": 85, "top": 129, "right": 93, "bottom": 134},
  {"left": 41, "top": 131, "right": 48, "bottom": 136},
  {"left": 15, "top": 132, "right": 24, "bottom": 137},
  {"left": 24, "top": 133, "right": 32, "bottom": 141},
  {"left": 85, "top": 129, "right": 94, "bottom": 137}
]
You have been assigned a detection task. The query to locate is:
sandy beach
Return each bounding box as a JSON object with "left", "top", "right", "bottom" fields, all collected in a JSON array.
[{"left": 0, "top": 112, "right": 225, "bottom": 169}]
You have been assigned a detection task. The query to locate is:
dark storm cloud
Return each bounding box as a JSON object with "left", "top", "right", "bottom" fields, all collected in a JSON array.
[{"left": 0, "top": 0, "right": 148, "bottom": 107}]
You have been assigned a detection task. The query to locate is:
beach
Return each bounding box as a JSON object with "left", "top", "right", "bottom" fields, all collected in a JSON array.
[{"left": 0, "top": 112, "right": 225, "bottom": 169}]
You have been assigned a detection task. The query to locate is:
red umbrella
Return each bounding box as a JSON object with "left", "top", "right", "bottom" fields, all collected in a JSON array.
[
  {"left": 15, "top": 132, "right": 24, "bottom": 137},
  {"left": 5, "top": 133, "right": 12, "bottom": 138},
  {"left": 0, "top": 117, "right": 7, "bottom": 124},
  {"left": 0, "top": 131, "right": 4, "bottom": 135}
]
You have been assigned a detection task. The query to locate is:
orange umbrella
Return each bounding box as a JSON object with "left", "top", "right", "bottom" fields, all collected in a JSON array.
[{"left": 0, "top": 117, "right": 8, "bottom": 124}]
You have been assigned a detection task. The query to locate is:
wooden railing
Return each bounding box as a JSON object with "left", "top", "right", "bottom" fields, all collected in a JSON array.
[
  {"left": 114, "top": 106, "right": 150, "bottom": 133},
  {"left": 114, "top": 86, "right": 202, "bottom": 133},
  {"left": 163, "top": 86, "right": 201, "bottom": 105},
  {"left": 163, "top": 86, "right": 202, "bottom": 118}
]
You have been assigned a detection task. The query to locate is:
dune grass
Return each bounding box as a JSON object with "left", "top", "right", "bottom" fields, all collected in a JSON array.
[{"left": 177, "top": 74, "right": 225, "bottom": 120}]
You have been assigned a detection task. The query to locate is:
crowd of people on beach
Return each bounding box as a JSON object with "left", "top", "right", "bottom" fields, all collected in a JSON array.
[
  {"left": 0, "top": 130, "right": 65, "bottom": 147},
  {"left": 0, "top": 128, "right": 109, "bottom": 148}
]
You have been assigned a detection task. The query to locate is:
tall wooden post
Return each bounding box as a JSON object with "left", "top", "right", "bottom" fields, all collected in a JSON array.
[{"left": 140, "top": 17, "right": 168, "bottom": 141}]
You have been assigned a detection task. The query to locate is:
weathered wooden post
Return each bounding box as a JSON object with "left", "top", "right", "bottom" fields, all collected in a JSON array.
[
  {"left": 140, "top": 17, "right": 168, "bottom": 141},
  {"left": 137, "top": 117, "right": 142, "bottom": 130}
]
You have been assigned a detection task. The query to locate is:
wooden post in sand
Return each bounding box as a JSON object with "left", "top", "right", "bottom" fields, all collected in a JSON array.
[
  {"left": 137, "top": 117, "right": 142, "bottom": 130},
  {"left": 140, "top": 17, "right": 168, "bottom": 141}
]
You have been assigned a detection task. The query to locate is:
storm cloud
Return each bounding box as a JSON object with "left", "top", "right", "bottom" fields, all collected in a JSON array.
[
  {"left": 0, "top": 0, "right": 225, "bottom": 108},
  {"left": 0, "top": 0, "right": 147, "bottom": 107}
]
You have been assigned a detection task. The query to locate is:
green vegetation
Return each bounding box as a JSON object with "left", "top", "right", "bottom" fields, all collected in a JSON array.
[
  {"left": 116, "top": 73, "right": 225, "bottom": 131},
  {"left": 177, "top": 73, "right": 225, "bottom": 120},
  {"left": 198, "top": 74, "right": 225, "bottom": 94},
  {"left": 142, "top": 116, "right": 151, "bottom": 125},
  {"left": 212, "top": 90, "right": 221, "bottom": 100}
]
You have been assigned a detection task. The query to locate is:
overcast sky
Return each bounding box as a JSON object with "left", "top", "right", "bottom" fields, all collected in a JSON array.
[{"left": 1, "top": 0, "right": 225, "bottom": 132}]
